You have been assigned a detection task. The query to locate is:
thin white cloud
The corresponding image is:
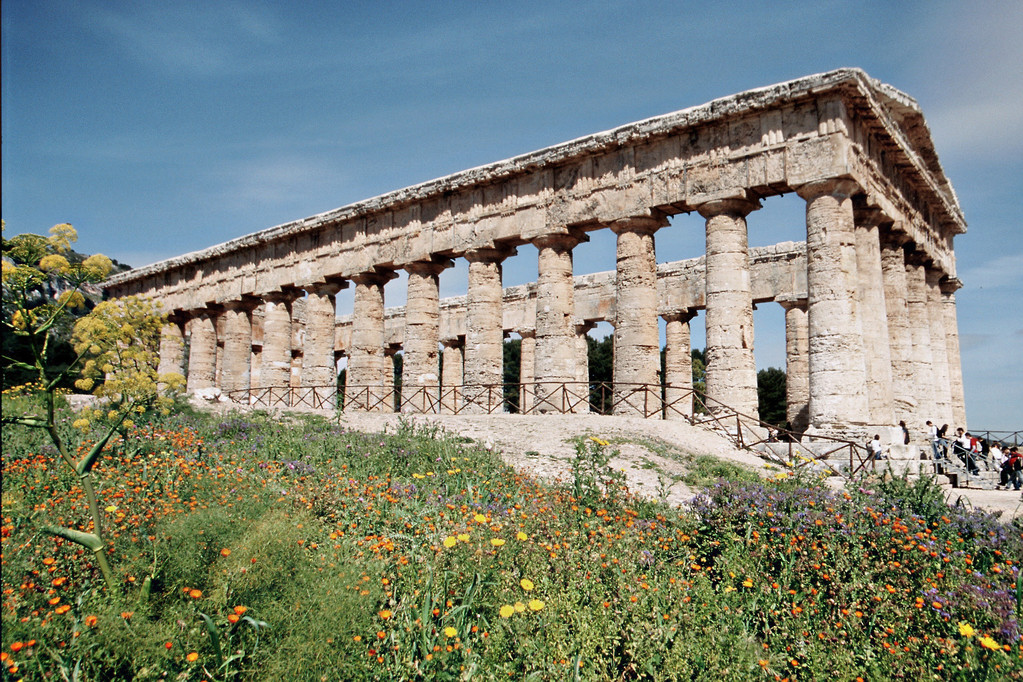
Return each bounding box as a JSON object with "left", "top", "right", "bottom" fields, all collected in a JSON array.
[
  {"left": 84, "top": 3, "right": 281, "bottom": 77},
  {"left": 208, "top": 155, "right": 350, "bottom": 212},
  {"left": 957, "top": 252, "right": 1023, "bottom": 290}
]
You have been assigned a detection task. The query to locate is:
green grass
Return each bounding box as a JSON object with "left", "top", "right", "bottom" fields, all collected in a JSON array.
[{"left": 2, "top": 397, "right": 1021, "bottom": 680}]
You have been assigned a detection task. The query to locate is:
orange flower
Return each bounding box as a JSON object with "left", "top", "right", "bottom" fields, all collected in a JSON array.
[
  {"left": 228, "top": 614, "right": 240, "bottom": 624},
  {"left": 220, "top": 548, "right": 231, "bottom": 557},
  {"left": 186, "top": 652, "right": 198, "bottom": 662},
  {"left": 164, "top": 642, "right": 173, "bottom": 650},
  {"left": 188, "top": 589, "right": 202, "bottom": 600},
  {"left": 379, "top": 610, "right": 392, "bottom": 620},
  {"left": 84, "top": 615, "right": 98, "bottom": 627}
]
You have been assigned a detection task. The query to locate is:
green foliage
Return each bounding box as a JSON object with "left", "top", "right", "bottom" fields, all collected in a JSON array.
[
  {"left": 3, "top": 401, "right": 1020, "bottom": 680},
  {"left": 757, "top": 366, "right": 787, "bottom": 426}
]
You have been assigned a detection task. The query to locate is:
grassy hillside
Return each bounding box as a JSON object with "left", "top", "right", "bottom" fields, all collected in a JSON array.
[{"left": 2, "top": 388, "right": 1021, "bottom": 680}]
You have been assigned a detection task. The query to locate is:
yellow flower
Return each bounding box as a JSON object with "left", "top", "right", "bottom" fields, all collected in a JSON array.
[
  {"left": 474, "top": 513, "right": 487, "bottom": 523},
  {"left": 520, "top": 579, "right": 534, "bottom": 592},
  {"left": 105, "top": 505, "right": 117, "bottom": 512},
  {"left": 490, "top": 538, "right": 505, "bottom": 547},
  {"left": 528, "top": 599, "right": 545, "bottom": 611},
  {"left": 47, "top": 223, "right": 77, "bottom": 253},
  {"left": 82, "top": 254, "right": 113, "bottom": 279},
  {"left": 958, "top": 622, "right": 976, "bottom": 637},
  {"left": 516, "top": 531, "right": 527, "bottom": 541},
  {"left": 499, "top": 605, "right": 514, "bottom": 618},
  {"left": 742, "top": 579, "right": 754, "bottom": 588},
  {"left": 443, "top": 536, "right": 457, "bottom": 548},
  {"left": 72, "top": 418, "right": 90, "bottom": 431},
  {"left": 38, "top": 254, "right": 70, "bottom": 273},
  {"left": 57, "top": 290, "right": 86, "bottom": 309},
  {"left": 443, "top": 627, "right": 457, "bottom": 637},
  {"left": 457, "top": 533, "right": 470, "bottom": 542},
  {"left": 978, "top": 635, "right": 1000, "bottom": 650},
  {"left": 514, "top": 602, "right": 526, "bottom": 613}
]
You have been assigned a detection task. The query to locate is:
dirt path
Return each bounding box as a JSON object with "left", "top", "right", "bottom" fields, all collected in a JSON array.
[{"left": 332, "top": 412, "right": 1023, "bottom": 520}]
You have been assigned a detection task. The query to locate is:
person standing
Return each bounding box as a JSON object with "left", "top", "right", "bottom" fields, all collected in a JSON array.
[{"left": 927, "top": 421, "right": 941, "bottom": 460}]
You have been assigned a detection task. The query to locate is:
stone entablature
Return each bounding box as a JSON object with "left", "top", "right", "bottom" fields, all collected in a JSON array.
[
  {"left": 105, "top": 68, "right": 963, "bottom": 310},
  {"left": 109, "top": 69, "right": 968, "bottom": 433}
]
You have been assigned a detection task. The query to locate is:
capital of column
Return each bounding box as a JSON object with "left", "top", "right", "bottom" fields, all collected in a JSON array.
[
  {"left": 853, "top": 205, "right": 894, "bottom": 229},
  {"left": 609, "top": 213, "right": 669, "bottom": 235},
  {"left": 222, "top": 296, "right": 261, "bottom": 312},
  {"left": 350, "top": 269, "right": 398, "bottom": 286},
  {"left": 262, "top": 288, "right": 300, "bottom": 304},
  {"left": 776, "top": 296, "right": 808, "bottom": 312},
  {"left": 532, "top": 232, "right": 586, "bottom": 251},
  {"left": 939, "top": 276, "right": 963, "bottom": 294},
  {"left": 465, "top": 245, "right": 517, "bottom": 263},
  {"left": 695, "top": 196, "right": 761, "bottom": 220},
  {"left": 574, "top": 320, "right": 596, "bottom": 335},
  {"left": 306, "top": 278, "right": 347, "bottom": 297},
  {"left": 661, "top": 309, "right": 696, "bottom": 323},
  {"left": 440, "top": 336, "right": 464, "bottom": 349},
  {"left": 404, "top": 257, "right": 454, "bottom": 277},
  {"left": 795, "top": 177, "right": 862, "bottom": 202},
  {"left": 514, "top": 328, "right": 536, "bottom": 340}
]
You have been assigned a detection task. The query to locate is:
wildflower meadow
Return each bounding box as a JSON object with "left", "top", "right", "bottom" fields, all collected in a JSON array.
[{"left": 1, "top": 388, "right": 1021, "bottom": 680}]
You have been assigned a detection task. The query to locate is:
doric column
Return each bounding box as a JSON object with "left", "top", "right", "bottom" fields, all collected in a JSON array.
[
  {"left": 880, "top": 234, "right": 915, "bottom": 416},
  {"left": 904, "top": 257, "right": 936, "bottom": 423},
  {"left": 158, "top": 316, "right": 187, "bottom": 383},
  {"left": 302, "top": 281, "right": 344, "bottom": 407},
  {"left": 220, "top": 300, "right": 256, "bottom": 396},
  {"left": 440, "top": 338, "right": 464, "bottom": 414},
  {"left": 573, "top": 321, "right": 594, "bottom": 413},
  {"left": 346, "top": 271, "right": 395, "bottom": 412},
  {"left": 402, "top": 260, "right": 451, "bottom": 413},
  {"left": 261, "top": 291, "right": 296, "bottom": 400},
  {"left": 463, "top": 247, "right": 515, "bottom": 413},
  {"left": 854, "top": 208, "right": 895, "bottom": 425},
  {"left": 780, "top": 300, "right": 810, "bottom": 433},
  {"left": 926, "top": 268, "right": 954, "bottom": 427},
  {"left": 797, "top": 179, "right": 869, "bottom": 429},
  {"left": 533, "top": 233, "right": 583, "bottom": 413},
  {"left": 662, "top": 311, "right": 694, "bottom": 420},
  {"left": 940, "top": 278, "right": 967, "bottom": 428},
  {"left": 611, "top": 215, "right": 666, "bottom": 417},
  {"left": 185, "top": 309, "right": 218, "bottom": 392},
  {"left": 517, "top": 330, "right": 536, "bottom": 414},
  {"left": 698, "top": 198, "right": 760, "bottom": 418}
]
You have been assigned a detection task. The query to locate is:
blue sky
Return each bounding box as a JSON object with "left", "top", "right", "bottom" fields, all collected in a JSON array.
[{"left": 3, "top": 1, "right": 1020, "bottom": 428}]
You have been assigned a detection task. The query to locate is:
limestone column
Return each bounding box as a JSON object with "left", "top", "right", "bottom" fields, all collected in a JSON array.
[
  {"left": 261, "top": 291, "right": 296, "bottom": 404},
  {"left": 185, "top": 309, "right": 217, "bottom": 393},
  {"left": 780, "top": 300, "right": 810, "bottom": 433},
  {"left": 303, "top": 281, "right": 344, "bottom": 407},
  {"left": 698, "top": 198, "right": 760, "bottom": 419},
  {"left": 385, "top": 347, "right": 399, "bottom": 412},
  {"left": 881, "top": 234, "right": 915, "bottom": 417},
  {"left": 220, "top": 301, "right": 256, "bottom": 397},
  {"left": 611, "top": 215, "right": 666, "bottom": 416},
  {"left": 517, "top": 330, "right": 536, "bottom": 414},
  {"left": 854, "top": 209, "right": 895, "bottom": 425},
  {"left": 905, "top": 257, "right": 936, "bottom": 423},
  {"left": 797, "top": 179, "right": 869, "bottom": 429},
  {"left": 440, "top": 338, "right": 464, "bottom": 414},
  {"left": 663, "top": 311, "right": 694, "bottom": 420},
  {"left": 158, "top": 317, "right": 187, "bottom": 383},
  {"left": 573, "top": 321, "right": 594, "bottom": 413},
  {"left": 402, "top": 260, "right": 451, "bottom": 414},
  {"left": 940, "top": 278, "right": 967, "bottom": 428},
  {"left": 346, "top": 271, "right": 395, "bottom": 412},
  {"left": 533, "top": 234, "right": 582, "bottom": 413},
  {"left": 926, "top": 268, "right": 954, "bottom": 426},
  {"left": 463, "top": 247, "right": 515, "bottom": 413}
]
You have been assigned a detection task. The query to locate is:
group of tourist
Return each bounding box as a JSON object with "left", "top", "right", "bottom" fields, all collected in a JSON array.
[{"left": 926, "top": 420, "right": 1022, "bottom": 491}]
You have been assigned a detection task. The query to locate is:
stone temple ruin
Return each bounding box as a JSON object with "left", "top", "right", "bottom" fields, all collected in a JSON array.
[{"left": 104, "top": 69, "right": 967, "bottom": 439}]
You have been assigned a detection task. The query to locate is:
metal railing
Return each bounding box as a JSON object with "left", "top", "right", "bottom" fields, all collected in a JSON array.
[
  {"left": 970, "top": 430, "right": 1022, "bottom": 447},
  {"left": 225, "top": 380, "right": 874, "bottom": 478}
]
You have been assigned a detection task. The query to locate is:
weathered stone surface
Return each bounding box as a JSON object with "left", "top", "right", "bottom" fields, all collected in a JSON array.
[
  {"left": 401, "top": 261, "right": 449, "bottom": 413},
  {"left": 940, "top": 280, "right": 967, "bottom": 428},
  {"left": 781, "top": 301, "right": 810, "bottom": 432},
  {"left": 347, "top": 272, "right": 394, "bottom": 412},
  {"left": 663, "top": 312, "right": 694, "bottom": 419},
  {"left": 611, "top": 217, "right": 664, "bottom": 416},
  {"left": 798, "top": 178, "right": 869, "bottom": 429},
  {"left": 186, "top": 311, "right": 217, "bottom": 392},
  {"left": 904, "top": 260, "right": 936, "bottom": 423},
  {"left": 113, "top": 70, "right": 967, "bottom": 433},
  {"left": 158, "top": 321, "right": 186, "bottom": 382},
  {"left": 699, "top": 198, "right": 759, "bottom": 418},
  {"left": 440, "top": 339, "right": 464, "bottom": 414},
  {"left": 463, "top": 248, "right": 512, "bottom": 413},
  {"left": 533, "top": 234, "right": 582, "bottom": 413}
]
